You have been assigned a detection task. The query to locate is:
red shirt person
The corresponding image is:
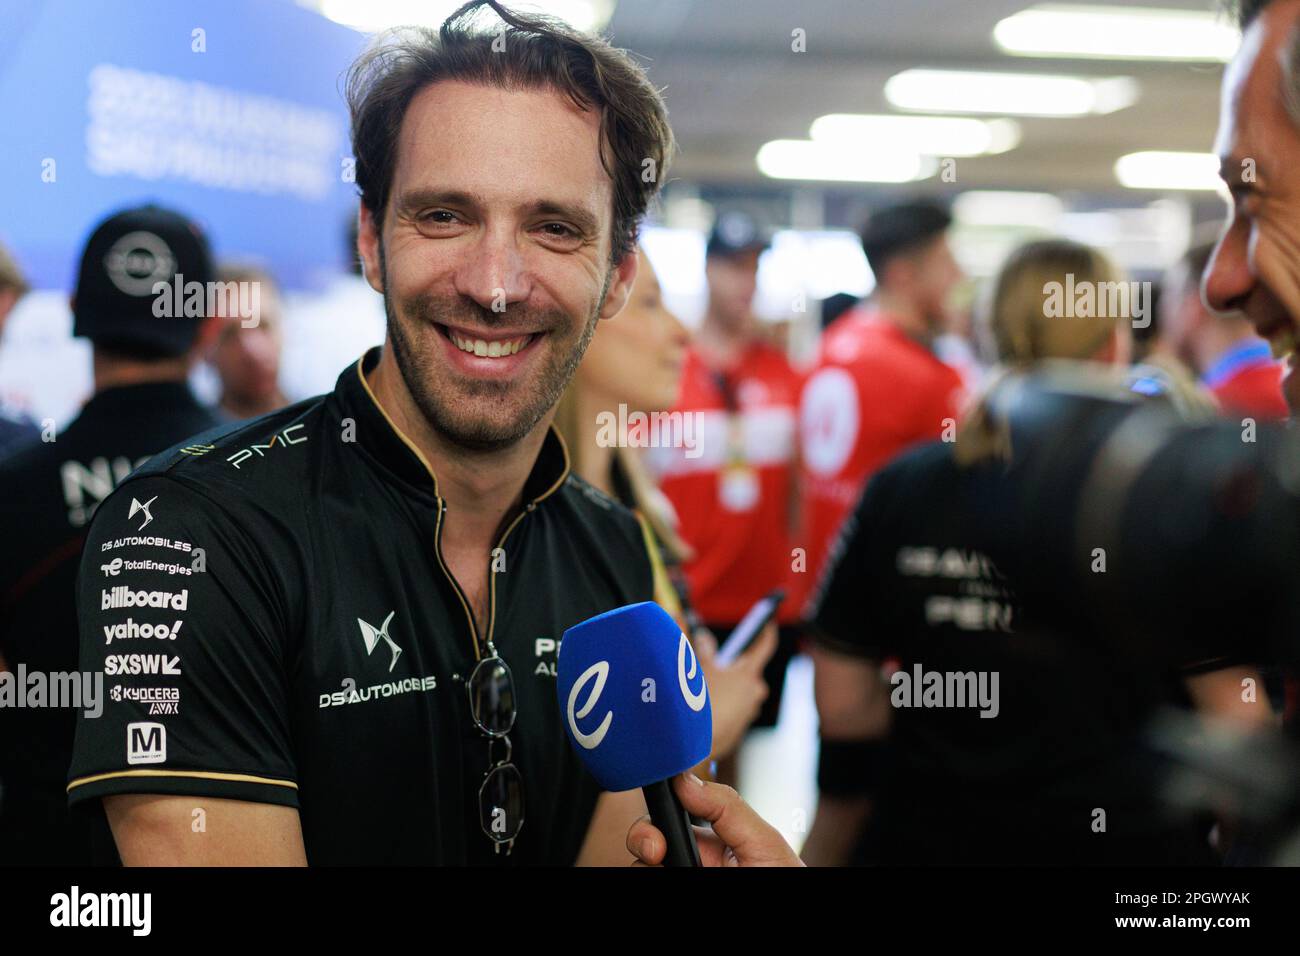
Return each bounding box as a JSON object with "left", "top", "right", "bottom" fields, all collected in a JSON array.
[
  {"left": 650, "top": 212, "right": 801, "bottom": 729},
  {"left": 796, "top": 201, "right": 967, "bottom": 612},
  {"left": 1159, "top": 238, "right": 1288, "bottom": 422}
]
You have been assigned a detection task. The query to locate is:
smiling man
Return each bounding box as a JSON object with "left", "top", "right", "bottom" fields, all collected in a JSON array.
[
  {"left": 1206, "top": 0, "right": 1300, "bottom": 414},
  {"left": 65, "top": 1, "right": 675, "bottom": 865}
]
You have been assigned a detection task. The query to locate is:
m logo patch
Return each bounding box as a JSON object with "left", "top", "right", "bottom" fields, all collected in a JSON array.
[{"left": 127, "top": 722, "right": 166, "bottom": 765}]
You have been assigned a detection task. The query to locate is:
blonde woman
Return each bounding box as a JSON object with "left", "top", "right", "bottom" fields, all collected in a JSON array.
[
  {"left": 802, "top": 238, "right": 1256, "bottom": 867},
  {"left": 553, "top": 247, "right": 776, "bottom": 765}
]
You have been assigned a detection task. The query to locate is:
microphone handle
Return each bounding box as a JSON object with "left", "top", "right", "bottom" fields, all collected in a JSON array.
[{"left": 642, "top": 779, "right": 702, "bottom": 867}]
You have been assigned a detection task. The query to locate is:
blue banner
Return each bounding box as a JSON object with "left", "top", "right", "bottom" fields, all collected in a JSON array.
[{"left": 0, "top": 0, "right": 367, "bottom": 291}]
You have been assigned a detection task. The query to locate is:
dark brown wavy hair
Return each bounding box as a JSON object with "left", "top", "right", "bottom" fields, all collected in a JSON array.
[{"left": 344, "top": 0, "right": 675, "bottom": 264}]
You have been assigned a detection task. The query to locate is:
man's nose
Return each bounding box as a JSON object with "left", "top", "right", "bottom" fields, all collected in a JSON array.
[
  {"left": 1203, "top": 223, "right": 1254, "bottom": 315},
  {"left": 453, "top": 228, "right": 530, "bottom": 315}
]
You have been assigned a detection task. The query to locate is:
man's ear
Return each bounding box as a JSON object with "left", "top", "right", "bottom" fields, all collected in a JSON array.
[
  {"left": 597, "top": 248, "right": 640, "bottom": 321},
  {"left": 357, "top": 204, "right": 385, "bottom": 295}
]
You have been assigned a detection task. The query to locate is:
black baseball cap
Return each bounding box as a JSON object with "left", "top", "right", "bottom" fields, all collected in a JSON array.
[
  {"left": 706, "top": 210, "right": 771, "bottom": 259},
  {"left": 73, "top": 204, "right": 215, "bottom": 358},
  {"left": 859, "top": 199, "right": 952, "bottom": 277}
]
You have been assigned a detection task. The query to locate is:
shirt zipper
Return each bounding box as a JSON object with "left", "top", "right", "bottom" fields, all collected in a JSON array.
[
  {"left": 433, "top": 496, "right": 483, "bottom": 662},
  {"left": 487, "top": 502, "right": 536, "bottom": 650},
  {"left": 434, "top": 495, "right": 538, "bottom": 661}
]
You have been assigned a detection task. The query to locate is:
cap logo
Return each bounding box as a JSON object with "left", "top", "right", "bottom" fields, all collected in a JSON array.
[{"left": 103, "top": 230, "right": 175, "bottom": 296}]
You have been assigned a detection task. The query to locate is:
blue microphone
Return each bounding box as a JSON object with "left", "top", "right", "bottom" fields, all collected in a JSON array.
[{"left": 557, "top": 601, "right": 712, "bottom": 866}]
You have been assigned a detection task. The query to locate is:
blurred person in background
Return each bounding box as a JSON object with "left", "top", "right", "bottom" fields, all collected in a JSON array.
[
  {"left": 1161, "top": 238, "right": 1287, "bottom": 421},
  {"left": 648, "top": 211, "right": 803, "bottom": 783},
  {"left": 933, "top": 301, "right": 985, "bottom": 394},
  {"left": 552, "top": 245, "right": 777, "bottom": 772},
  {"left": 819, "top": 292, "right": 860, "bottom": 332},
  {"left": 0, "top": 242, "right": 38, "bottom": 458},
  {"left": 802, "top": 239, "right": 1271, "bottom": 866},
  {"left": 278, "top": 218, "right": 387, "bottom": 401},
  {"left": 0, "top": 205, "right": 222, "bottom": 864},
  {"left": 210, "top": 263, "right": 289, "bottom": 421},
  {"left": 795, "top": 200, "right": 966, "bottom": 618}
]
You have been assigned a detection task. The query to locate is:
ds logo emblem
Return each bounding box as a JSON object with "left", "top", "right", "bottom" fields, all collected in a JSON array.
[{"left": 128, "top": 496, "right": 157, "bottom": 531}]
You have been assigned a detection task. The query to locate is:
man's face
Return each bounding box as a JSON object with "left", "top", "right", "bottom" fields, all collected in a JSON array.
[
  {"left": 213, "top": 289, "right": 283, "bottom": 404},
  {"left": 358, "top": 80, "right": 636, "bottom": 451},
  {"left": 0, "top": 288, "right": 16, "bottom": 339},
  {"left": 705, "top": 249, "right": 761, "bottom": 334},
  {"left": 904, "top": 235, "right": 964, "bottom": 336},
  {"left": 1206, "top": 1, "right": 1300, "bottom": 410}
]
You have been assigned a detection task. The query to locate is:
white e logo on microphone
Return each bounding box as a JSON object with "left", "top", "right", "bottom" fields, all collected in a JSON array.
[
  {"left": 567, "top": 660, "right": 613, "bottom": 750},
  {"left": 677, "top": 633, "right": 708, "bottom": 712}
]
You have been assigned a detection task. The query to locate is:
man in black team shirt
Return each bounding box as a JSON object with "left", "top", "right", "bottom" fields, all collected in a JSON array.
[
  {"left": 799, "top": 234, "right": 1276, "bottom": 866},
  {"left": 66, "top": 1, "right": 676, "bottom": 865},
  {"left": 0, "top": 205, "right": 222, "bottom": 864},
  {"left": 805, "top": 371, "right": 1284, "bottom": 865},
  {"left": 0, "top": 241, "right": 39, "bottom": 460}
]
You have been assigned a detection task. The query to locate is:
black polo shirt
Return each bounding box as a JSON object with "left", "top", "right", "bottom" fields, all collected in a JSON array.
[
  {"left": 68, "top": 348, "right": 657, "bottom": 865},
  {"left": 0, "top": 381, "right": 219, "bottom": 864}
]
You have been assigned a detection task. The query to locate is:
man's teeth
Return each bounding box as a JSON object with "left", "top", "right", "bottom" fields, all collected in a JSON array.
[
  {"left": 451, "top": 333, "right": 529, "bottom": 357},
  {"left": 1268, "top": 327, "right": 1298, "bottom": 360}
]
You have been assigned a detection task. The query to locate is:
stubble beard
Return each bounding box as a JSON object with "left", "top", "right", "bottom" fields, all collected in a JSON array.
[{"left": 380, "top": 242, "right": 611, "bottom": 453}]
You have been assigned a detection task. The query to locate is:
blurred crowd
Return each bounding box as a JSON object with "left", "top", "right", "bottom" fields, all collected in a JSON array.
[{"left": 0, "top": 181, "right": 1291, "bottom": 865}]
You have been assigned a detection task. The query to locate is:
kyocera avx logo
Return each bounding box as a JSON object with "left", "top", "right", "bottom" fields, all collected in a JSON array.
[{"left": 101, "top": 587, "right": 188, "bottom": 610}]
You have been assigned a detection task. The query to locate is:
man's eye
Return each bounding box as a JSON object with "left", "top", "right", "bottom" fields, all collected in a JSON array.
[
  {"left": 540, "top": 223, "right": 577, "bottom": 239},
  {"left": 418, "top": 210, "right": 458, "bottom": 225}
]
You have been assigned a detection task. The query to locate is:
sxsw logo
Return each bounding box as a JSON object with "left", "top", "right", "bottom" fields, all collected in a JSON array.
[{"left": 126, "top": 722, "right": 166, "bottom": 765}]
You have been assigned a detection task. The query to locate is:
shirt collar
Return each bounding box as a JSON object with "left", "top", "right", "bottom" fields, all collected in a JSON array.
[
  {"left": 1202, "top": 340, "right": 1274, "bottom": 389},
  {"left": 333, "top": 347, "right": 571, "bottom": 503},
  {"left": 84, "top": 380, "right": 203, "bottom": 414}
]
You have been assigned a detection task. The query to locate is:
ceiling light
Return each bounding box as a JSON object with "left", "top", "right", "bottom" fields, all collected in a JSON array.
[
  {"left": 953, "top": 191, "right": 1065, "bottom": 228},
  {"left": 1114, "top": 151, "right": 1223, "bottom": 191},
  {"left": 756, "top": 140, "right": 935, "bottom": 183},
  {"left": 810, "top": 114, "right": 1021, "bottom": 156},
  {"left": 994, "top": 4, "right": 1239, "bottom": 62},
  {"left": 316, "top": 0, "right": 615, "bottom": 34},
  {"left": 885, "top": 69, "right": 1138, "bottom": 117}
]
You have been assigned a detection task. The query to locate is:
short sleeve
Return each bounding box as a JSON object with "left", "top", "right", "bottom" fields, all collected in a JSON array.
[
  {"left": 67, "top": 474, "right": 300, "bottom": 810},
  {"left": 806, "top": 467, "right": 897, "bottom": 660}
]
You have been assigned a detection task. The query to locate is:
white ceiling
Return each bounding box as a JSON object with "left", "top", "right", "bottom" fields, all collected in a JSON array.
[{"left": 602, "top": 0, "right": 1231, "bottom": 195}]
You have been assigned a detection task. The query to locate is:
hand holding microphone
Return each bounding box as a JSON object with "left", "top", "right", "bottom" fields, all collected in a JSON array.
[
  {"left": 557, "top": 602, "right": 715, "bottom": 866},
  {"left": 627, "top": 773, "right": 804, "bottom": 867}
]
